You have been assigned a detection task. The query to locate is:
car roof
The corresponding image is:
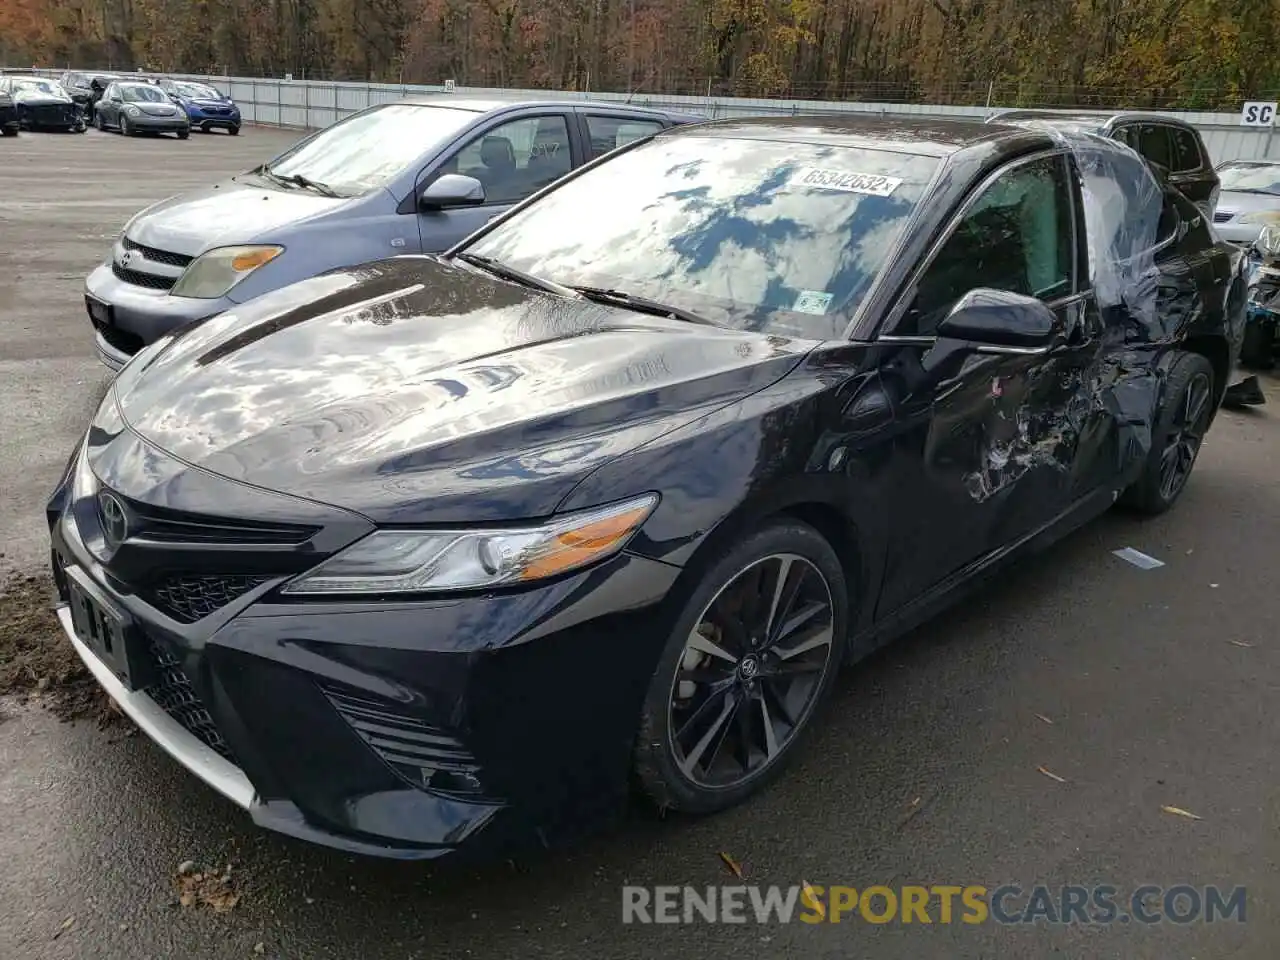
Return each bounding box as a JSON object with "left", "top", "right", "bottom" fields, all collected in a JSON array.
[
  {"left": 662, "top": 113, "right": 1051, "bottom": 158},
  {"left": 992, "top": 109, "right": 1200, "bottom": 132},
  {"left": 393, "top": 93, "right": 702, "bottom": 121}
]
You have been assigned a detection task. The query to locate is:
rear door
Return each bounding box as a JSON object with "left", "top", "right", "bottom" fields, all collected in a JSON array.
[
  {"left": 1166, "top": 124, "right": 1220, "bottom": 214},
  {"left": 415, "top": 110, "right": 577, "bottom": 252}
]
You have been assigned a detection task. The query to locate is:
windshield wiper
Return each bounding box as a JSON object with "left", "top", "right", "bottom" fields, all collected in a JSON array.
[
  {"left": 569, "top": 285, "right": 717, "bottom": 326},
  {"left": 257, "top": 168, "right": 341, "bottom": 197},
  {"left": 452, "top": 253, "right": 581, "bottom": 299}
]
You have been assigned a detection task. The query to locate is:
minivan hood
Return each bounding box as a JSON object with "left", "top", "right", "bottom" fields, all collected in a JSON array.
[
  {"left": 113, "top": 257, "right": 810, "bottom": 523},
  {"left": 1217, "top": 189, "right": 1280, "bottom": 218},
  {"left": 126, "top": 177, "right": 347, "bottom": 257}
]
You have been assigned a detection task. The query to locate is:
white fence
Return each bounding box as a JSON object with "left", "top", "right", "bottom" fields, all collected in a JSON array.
[{"left": 28, "top": 68, "right": 1280, "bottom": 164}]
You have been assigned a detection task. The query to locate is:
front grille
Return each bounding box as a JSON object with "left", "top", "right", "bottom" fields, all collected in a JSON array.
[
  {"left": 122, "top": 235, "right": 193, "bottom": 269},
  {"left": 145, "top": 640, "right": 234, "bottom": 761},
  {"left": 148, "top": 574, "right": 273, "bottom": 623},
  {"left": 323, "top": 686, "right": 500, "bottom": 802},
  {"left": 93, "top": 318, "right": 143, "bottom": 355},
  {"left": 29, "top": 103, "right": 74, "bottom": 125},
  {"left": 112, "top": 261, "right": 175, "bottom": 290},
  {"left": 1214, "top": 211, "right": 1234, "bottom": 223}
]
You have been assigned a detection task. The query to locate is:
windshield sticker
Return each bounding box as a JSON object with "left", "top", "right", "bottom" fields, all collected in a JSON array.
[
  {"left": 792, "top": 168, "right": 903, "bottom": 197},
  {"left": 793, "top": 290, "right": 834, "bottom": 315}
]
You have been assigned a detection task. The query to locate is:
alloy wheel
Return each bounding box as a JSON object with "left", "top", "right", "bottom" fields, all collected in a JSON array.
[
  {"left": 667, "top": 553, "right": 836, "bottom": 790},
  {"left": 1158, "top": 371, "right": 1212, "bottom": 502}
]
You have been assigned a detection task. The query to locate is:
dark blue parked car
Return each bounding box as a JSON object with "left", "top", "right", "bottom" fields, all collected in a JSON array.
[{"left": 157, "top": 77, "right": 241, "bottom": 134}]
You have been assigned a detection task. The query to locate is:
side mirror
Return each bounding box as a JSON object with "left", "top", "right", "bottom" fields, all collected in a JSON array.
[
  {"left": 937, "top": 288, "right": 1058, "bottom": 350},
  {"left": 419, "top": 174, "right": 486, "bottom": 211}
]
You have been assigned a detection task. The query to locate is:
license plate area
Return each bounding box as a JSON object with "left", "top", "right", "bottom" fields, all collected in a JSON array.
[
  {"left": 63, "top": 565, "right": 155, "bottom": 692},
  {"left": 85, "top": 294, "right": 113, "bottom": 329}
]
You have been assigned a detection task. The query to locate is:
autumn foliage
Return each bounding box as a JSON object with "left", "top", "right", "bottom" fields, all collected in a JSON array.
[{"left": 2, "top": 0, "right": 1279, "bottom": 108}]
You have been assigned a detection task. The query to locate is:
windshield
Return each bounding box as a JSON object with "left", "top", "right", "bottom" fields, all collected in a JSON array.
[
  {"left": 464, "top": 135, "right": 939, "bottom": 339},
  {"left": 14, "top": 79, "right": 59, "bottom": 96},
  {"left": 121, "top": 85, "right": 166, "bottom": 103},
  {"left": 264, "top": 103, "right": 477, "bottom": 197},
  {"left": 1218, "top": 162, "right": 1280, "bottom": 196},
  {"left": 176, "top": 81, "right": 223, "bottom": 100}
]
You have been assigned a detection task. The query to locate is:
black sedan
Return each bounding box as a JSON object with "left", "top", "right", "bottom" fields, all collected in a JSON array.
[
  {"left": 93, "top": 80, "right": 189, "bottom": 138},
  {"left": 0, "top": 75, "right": 84, "bottom": 132},
  {"left": 48, "top": 115, "right": 1246, "bottom": 861}
]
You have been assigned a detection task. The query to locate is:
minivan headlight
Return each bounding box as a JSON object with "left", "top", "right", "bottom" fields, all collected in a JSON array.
[
  {"left": 281, "top": 494, "right": 659, "bottom": 595},
  {"left": 171, "top": 245, "right": 283, "bottom": 299}
]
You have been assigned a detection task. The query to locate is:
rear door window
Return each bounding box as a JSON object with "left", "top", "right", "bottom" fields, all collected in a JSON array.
[
  {"left": 1169, "top": 127, "right": 1204, "bottom": 173},
  {"left": 584, "top": 115, "right": 664, "bottom": 159},
  {"left": 1135, "top": 124, "right": 1174, "bottom": 170}
]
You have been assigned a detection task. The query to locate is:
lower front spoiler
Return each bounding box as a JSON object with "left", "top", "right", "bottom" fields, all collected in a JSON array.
[{"left": 55, "top": 603, "right": 474, "bottom": 860}]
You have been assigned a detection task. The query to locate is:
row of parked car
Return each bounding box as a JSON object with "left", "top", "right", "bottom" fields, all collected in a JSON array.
[
  {"left": 48, "top": 90, "right": 1262, "bottom": 864},
  {"left": 0, "top": 69, "right": 241, "bottom": 137}
]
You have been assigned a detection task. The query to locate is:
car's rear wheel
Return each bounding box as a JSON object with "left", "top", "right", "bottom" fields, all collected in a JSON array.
[
  {"left": 633, "top": 520, "right": 848, "bottom": 814},
  {"left": 1122, "top": 351, "right": 1215, "bottom": 515},
  {"left": 0, "top": 124, "right": 16, "bottom": 138}
]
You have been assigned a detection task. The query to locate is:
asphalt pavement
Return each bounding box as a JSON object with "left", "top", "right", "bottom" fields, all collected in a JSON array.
[{"left": 1, "top": 129, "right": 1278, "bottom": 959}]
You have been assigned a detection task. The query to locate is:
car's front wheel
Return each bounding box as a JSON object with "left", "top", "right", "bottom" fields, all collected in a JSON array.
[
  {"left": 120, "top": 115, "right": 132, "bottom": 136},
  {"left": 1122, "top": 351, "right": 1215, "bottom": 515},
  {"left": 633, "top": 519, "right": 848, "bottom": 814}
]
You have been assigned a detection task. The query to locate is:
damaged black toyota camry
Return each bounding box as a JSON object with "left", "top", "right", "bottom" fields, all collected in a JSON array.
[{"left": 48, "top": 116, "right": 1246, "bottom": 860}]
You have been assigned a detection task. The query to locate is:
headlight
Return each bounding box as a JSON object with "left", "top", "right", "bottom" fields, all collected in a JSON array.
[
  {"left": 124, "top": 104, "right": 140, "bottom": 116},
  {"left": 170, "top": 245, "right": 283, "bottom": 299},
  {"left": 281, "top": 493, "right": 660, "bottom": 595}
]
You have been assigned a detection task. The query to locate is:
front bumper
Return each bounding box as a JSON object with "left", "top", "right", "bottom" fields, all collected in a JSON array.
[
  {"left": 85, "top": 263, "right": 231, "bottom": 369},
  {"left": 48, "top": 430, "right": 679, "bottom": 859},
  {"left": 128, "top": 114, "right": 189, "bottom": 132},
  {"left": 188, "top": 109, "right": 240, "bottom": 129}
]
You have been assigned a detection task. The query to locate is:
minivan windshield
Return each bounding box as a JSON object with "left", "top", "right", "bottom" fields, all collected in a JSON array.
[
  {"left": 1218, "top": 162, "right": 1280, "bottom": 197},
  {"left": 463, "top": 135, "right": 939, "bottom": 339},
  {"left": 262, "top": 103, "right": 477, "bottom": 197}
]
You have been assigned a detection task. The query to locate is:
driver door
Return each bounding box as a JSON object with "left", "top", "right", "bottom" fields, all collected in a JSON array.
[
  {"left": 100, "top": 84, "right": 120, "bottom": 126},
  {"left": 414, "top": 112, "right": 576, "bottom": 253},
  {"left": 874, "top": 151, "right": 1104, "bottom": 615}
]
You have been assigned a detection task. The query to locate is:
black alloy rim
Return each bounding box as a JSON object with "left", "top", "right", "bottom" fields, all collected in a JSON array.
[
  {"left": 1159, "top": 371, "right": 1212, "bottom": 502},
  {"left": 667, "top": 553, "right": 836, "bottom": 789}
]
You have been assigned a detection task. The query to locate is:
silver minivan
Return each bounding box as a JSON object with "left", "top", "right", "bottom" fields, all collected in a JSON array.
[{"left": 85, "top": 95, "right": 702, "bottom": 369}]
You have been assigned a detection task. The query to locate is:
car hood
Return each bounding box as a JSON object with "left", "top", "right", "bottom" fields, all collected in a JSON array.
[
  {"left": 1217, "top": 189, "right": 1280, "bottom": 218},
  {"left": 187, "top": 98, "right": 235, "bottom": 109},
  {"left": 113, "top": 256, "right": 811, "bottom": 523},
  {"left": 14, "top": 91, "right": 71, "bottom": 104},
  {"left": 126, "top": 178, "right": 347, "bottom": 256}
]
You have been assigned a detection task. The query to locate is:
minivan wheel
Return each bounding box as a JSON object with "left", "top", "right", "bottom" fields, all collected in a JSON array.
[
  {"left": 633, "top": 520, "right": 847, "bottom": 814},
  {"left": 1122, "top": 351, "right": 1215, "bottom": 515}
]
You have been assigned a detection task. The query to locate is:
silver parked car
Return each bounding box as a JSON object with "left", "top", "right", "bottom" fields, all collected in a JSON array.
[
  {"left": 1211, "top": 160, "right": 1280, "bottom": 246},
  {"left": 84, "top": 95, "right": 702, "bottom": 370}
]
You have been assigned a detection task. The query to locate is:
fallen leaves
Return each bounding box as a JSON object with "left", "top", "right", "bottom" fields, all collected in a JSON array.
[
  {"left": 719, "top": 852, "right": 744, "bottom": 879},
  {"left": 1034, "top": 713, "right": 1054, "bottom": 725},
  {"left": 175, "top": 860, "right": 241, "bottom": 914},
  {"left": 1037, "top": 766, "right": 1067, "bottom": 783},
  {"left": 1229, "top": 640, "right": 1255, "bottom": 648},
  {"left": 1161, "top": 805, "right": 1203, "bottom": 821},
  {"left": 50, "top": 916, "right": 74, "bottom": 940}
]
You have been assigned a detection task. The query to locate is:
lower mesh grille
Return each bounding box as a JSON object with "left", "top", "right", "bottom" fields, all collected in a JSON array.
[
  {"left": 149, "top": 574, "right": 273, "bottom": 623},
  {"left": 145, "top": 640, "right": 234, "bottom": 761},
  {"left": 323, "top": 686, "right": 500, "bottom": 802}
]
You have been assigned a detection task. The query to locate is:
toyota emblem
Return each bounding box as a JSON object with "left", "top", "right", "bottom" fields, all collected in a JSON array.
[{"left": 98, "top": 492, "right": 128, "bottom": 548}]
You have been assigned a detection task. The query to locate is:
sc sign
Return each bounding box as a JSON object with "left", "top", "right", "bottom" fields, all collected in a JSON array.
[{"left": 1241, "top": 102, "right": 1277, "bottom": 127}]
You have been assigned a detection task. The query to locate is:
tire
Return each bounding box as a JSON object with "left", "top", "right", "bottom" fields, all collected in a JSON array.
[
  {"left": 95, "top": 111, "right": 104, "bottom": 131},
  {"left": 1121, "top": 351, "right": 1215, "bottom": 516},
  {"left": 177, "top": 128, "right": 189, "bottom": 140},
  {"left": 1240, "top": 322, "right": 1275, "bottom": 370},
  {"left": 228, "top": 125, "right": 239, "bottom": 136},
  {"left": 120, "top": 115, "right": 131, "bottom": 137},
  {"left": 0, "top": 125, "right": 16, "bottom": 138},
  {"left": 633, "top": 519, "right": 849, "bottom": 814}
]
